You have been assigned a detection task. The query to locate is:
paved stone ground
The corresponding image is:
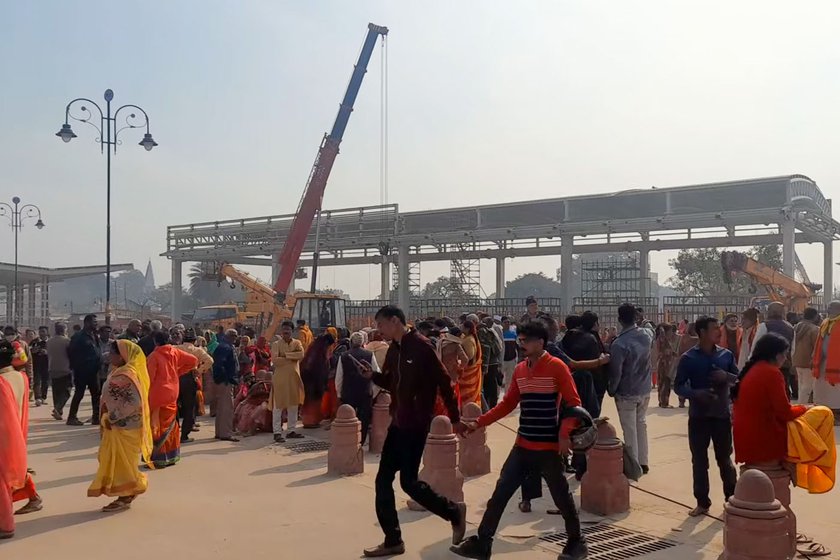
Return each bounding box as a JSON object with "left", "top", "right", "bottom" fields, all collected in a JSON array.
[{"left": 2, "top": 392, "right": 838, "bottom": 560}]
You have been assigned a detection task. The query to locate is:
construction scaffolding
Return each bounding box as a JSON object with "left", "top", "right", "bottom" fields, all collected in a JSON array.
[
  {"left": 449, "top": 243, "right": 481, "bottom": 298},
  {"left": 579, "top": 253, "right": 649, "bottom": 300},
  {"left": 393, "top": 261, "right": 421, "bottom": 296}
]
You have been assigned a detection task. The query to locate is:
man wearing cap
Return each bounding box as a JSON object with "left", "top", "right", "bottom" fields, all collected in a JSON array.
[{"left": 519, "top": 296, "right": 551, "bottom": 327}]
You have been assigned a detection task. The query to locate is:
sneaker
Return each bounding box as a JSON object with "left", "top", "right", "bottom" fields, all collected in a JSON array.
[
  {"left": 451, "top": 502, "right": 467, "bottom": 545},
  {"left": 450, "top": 535, "right": 491, "bottom": 560},
  {"left": 35, "top": 399, "right": 43, "bottom": 407},
  {"left": 286, "top": 431, "right": 305, "bottom": 439},
  {"left": 66, "top": 418, "right": 84, "bottom": 426},
  {"left": 14, "top": 498, "right": 43, "bottom": 515},
  {"left": 51, "top": 409, "right": 62, "bottom": 421},
  {"left": 181, "top": 437, "right": 195, "bottom": 444},
  {"left": 363, "top": 542, "right": 406, "bottom": 557},
  {"left": 559, "top": 538, "right": 588, "bottom": 559},
  {"left": 273, "top": 434, "right": 286, "bottom": 443},
  {"left": 689, "top": 505, "right": 709, "bottom": 517}
]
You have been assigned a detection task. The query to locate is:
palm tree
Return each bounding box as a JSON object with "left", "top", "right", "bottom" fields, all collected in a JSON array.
[{"left": 188, "top": 262, "right": 244, "bottom": 306}]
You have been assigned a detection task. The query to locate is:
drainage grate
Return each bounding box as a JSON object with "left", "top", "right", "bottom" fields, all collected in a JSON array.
[
  {"left": 538, "top": 524, "right": 677, "bottom": 559},
  {"left": 283, "top": 439, "right": 331, "bottom": 454}
]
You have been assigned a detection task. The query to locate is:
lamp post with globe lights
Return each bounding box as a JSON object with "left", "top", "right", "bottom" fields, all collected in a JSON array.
[
  {"left": 56, "top": 89, "right": 157, "bottom": 325},
  {"left": 0, "top": 198, "right": 45, "bottom": 326}
]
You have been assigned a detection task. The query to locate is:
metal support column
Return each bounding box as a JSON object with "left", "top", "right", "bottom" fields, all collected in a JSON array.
[
  {"left": 271, "top": 262, "right": 280, "bottom": 286},
  {"left": 782, "top": 219, "right": 795, "bottom": 277},
  {"left": 171, "top": 260, "right": 183, "bottom": 322},
  {"left": 397, "top": 247, "right": 411, "bottom": 312},
  {"left": 495, "top": 257, "right": 506, "bottom": 298},
  {"left": 825, "top": 240, "right": 834, "bottom": 302},
  {"left": 560, "top": 235, "right": 573, "bottom": 314},
  {"left": 380, "top": 261, "right": 391, "bottom": 302},
  {"left": 4, "top": 285, "right": 11, "bottom": 324},
  {"left": 638, "top": 248, "right": 650, "bottom": 301}
]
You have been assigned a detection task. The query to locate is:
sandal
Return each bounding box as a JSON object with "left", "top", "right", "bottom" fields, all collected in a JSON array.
[
  {"left": 797, "top": 543, "right": 831, "bottom": 557},
  {"left": 102, "top": 498, "right": 131, "bottom": 513},
  {"left": 796, "top": 533, "right": 813, "bottom": 545}
]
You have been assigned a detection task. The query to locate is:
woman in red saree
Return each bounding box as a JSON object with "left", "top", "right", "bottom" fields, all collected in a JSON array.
[
  {"left": 0, "top": 340, "right": 35, "bottom": 539},
  {"left": 459, "top": 319, "right": 483, "bottom": 406}
]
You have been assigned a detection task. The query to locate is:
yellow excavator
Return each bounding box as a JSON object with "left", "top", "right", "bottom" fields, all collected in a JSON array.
[
  {"left": 721, "top": 251, "right": 821, "bottom": 314},
  {"left": 192, "top": 263, "right": 347, "bottom": 339}
]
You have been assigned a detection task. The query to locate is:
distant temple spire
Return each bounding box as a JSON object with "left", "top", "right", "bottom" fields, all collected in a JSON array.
[{"left": 144, "top": 259, "right": 156, "bottom": 293}]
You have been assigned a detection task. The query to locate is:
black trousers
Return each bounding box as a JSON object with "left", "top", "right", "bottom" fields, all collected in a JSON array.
[
  {"left": 782, "top": 366, "right": 798, "bottom": 401},
  {"left": 68, "top": 371, "right": 101, "bottom": 423},
  {"left": 480, "top": 447, "right": 580, "bottom": 544},
  {"left": 33, "top": 367, "right": 50, "bottom": 401},
  {"left": 178, "top": 374, "right": 198, "bottom": 439},
  {"left": 520, "top": 453, "right": 586, "bottom": 498},
  {"left": 345, "top": 398, "right": 373, "bottom": 445},
  {"left": 483, "top": 364, "right": 501, "bottom": 409},
  {"left": 591, "top": 369, "right": 608, "bottom": 410},
  {"left": 688, "top": 416, "right": 737, "bottom": 508},
  {"left": 51, "top": 375, "right": 72, "bottom": 415},
  {"left": 375, "top": 425, "right": 459, "bottom": 546}
]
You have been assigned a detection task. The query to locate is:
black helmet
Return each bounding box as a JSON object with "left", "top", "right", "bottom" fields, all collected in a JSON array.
[{"left": 560, "top": 406, "right": 597, "bottom": 452}]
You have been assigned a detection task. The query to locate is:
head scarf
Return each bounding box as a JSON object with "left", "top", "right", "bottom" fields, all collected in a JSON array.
[
  {"left": 115, "top": 340, "right": 153, "bottom": 469},
  {"left": 206, "top": 332, "right": 219, "bottom": 354}
]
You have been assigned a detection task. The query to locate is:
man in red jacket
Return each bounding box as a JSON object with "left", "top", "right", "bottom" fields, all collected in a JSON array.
[
  {"left": 363, "top": 305, "right": 469, "bottom": 558},
  {"left": 452, "top": 321, "right": 588, "bottom": 560}
]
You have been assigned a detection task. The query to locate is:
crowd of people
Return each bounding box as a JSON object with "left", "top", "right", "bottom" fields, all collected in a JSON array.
[{"left": 1, "top": 296, "right": 836, "bottom": 559}]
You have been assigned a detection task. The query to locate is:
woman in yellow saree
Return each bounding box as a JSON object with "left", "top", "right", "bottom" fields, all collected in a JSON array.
[{"left": 88, "top": 340, "right": 153, "bottom": 512}]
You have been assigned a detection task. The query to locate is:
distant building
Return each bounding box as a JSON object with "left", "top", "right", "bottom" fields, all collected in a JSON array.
[{"left": 144, "top": 259, "right": 156, "bottom": 294}]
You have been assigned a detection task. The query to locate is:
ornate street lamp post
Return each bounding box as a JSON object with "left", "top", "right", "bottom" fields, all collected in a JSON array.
[{"left": 0, "top": 198, "right": 45, "bottom": 326}]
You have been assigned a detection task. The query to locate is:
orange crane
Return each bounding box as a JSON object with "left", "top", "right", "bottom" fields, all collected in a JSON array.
[{"left": 721, "top": 250, "right": 821, "bottom": 313}]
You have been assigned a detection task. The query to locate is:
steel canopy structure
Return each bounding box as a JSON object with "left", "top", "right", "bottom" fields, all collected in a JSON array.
[{"left": 164, "top": 175, "right": 839, "bottom": 318}]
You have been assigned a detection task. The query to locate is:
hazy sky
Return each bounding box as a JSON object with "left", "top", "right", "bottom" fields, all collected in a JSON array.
[{"left": 2, "top": 1, "right": 839, "bottom": 300}]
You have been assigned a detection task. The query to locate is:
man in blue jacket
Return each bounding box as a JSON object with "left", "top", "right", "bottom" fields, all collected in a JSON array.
[
  {"left": 674, "top": 316, "right": 738, "bottom": 517},
  {"left": 211, "top": 328, "right": 239, "bottom": 442},
  {"left": 608, "top": 303, "right": 654, "bottom": 474}
]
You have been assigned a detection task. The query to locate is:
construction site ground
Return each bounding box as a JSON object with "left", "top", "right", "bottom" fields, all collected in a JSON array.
[{"left": 4, "top": 392, "right": 839, "bottom": 560}]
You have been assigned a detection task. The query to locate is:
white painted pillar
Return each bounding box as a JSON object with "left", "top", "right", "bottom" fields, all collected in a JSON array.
[
  {"left": 639, "top": 249, "right": 650, "bottom": 301},
  {"left": 825, "top": 241, "right": 834, "bottom": 302},
  {"left": 397, "top": 248, "right": 411, "bottom": 312},
  {"left": 782, "top": 219, "right": 795, "bottom": 277},
  {"left": 171, "top": 260, "right": 183, "bottom": 322},
  {"left": 380, "top": 261, "right": 391, "bottom": 302},
  {"left": 495, "top": 257, "right": 506, "bottom": 299},
  {"left": 560, "top": 235, "right": 573, "bottom": 314}
]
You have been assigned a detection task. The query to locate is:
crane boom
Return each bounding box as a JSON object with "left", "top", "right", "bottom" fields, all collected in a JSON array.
[{"left": 273, "top": 23, "right": 389, "bottom": 298}]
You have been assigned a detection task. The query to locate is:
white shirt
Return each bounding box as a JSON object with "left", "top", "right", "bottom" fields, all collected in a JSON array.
[
  {"left": 335, "top": 351, "right": 380, "bottom": 398},
  {"left": 751, "top": 323, "right": 768, "bottom": 357}
]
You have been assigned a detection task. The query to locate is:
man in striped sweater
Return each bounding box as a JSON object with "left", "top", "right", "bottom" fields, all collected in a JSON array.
[{"left": 451, "top": 322, "right": 588, "bottom": 560}]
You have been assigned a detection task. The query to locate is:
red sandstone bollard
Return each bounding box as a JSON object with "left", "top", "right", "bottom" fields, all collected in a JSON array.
[
  {"left": 724, "top": 469, "right": 790, "bottom": 560},
  {"left": 740, "top": 464, "right": 796, "bottom": 559},
  {"left": 581, "top": 419, "right": 629, "bottom": 516},
  {"left": 459, "top": 402, "right": 491, "bottom": 477},
  {"left": 368, "top": 392, "right": 392, "bottom": 454},
  {"left": 328, "top": 404, "right": 364, "bottom": 475},
  {"left": 407, "top": 415, "right": 464, "bottom": 511}
]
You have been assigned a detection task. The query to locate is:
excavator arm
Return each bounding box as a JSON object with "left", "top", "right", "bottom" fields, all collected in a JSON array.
[
  {"left": 721, "top": 251, "right": 818, "bottom": 313},
  {"left": 217, "top": 264, "right": 290, "bottom": 339}
]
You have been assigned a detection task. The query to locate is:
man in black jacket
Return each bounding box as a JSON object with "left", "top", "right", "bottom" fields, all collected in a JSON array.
[
  {"left": 66, "top": 314, "right": 102, "bottom": 426},
  {"left": 363, "top": 305, "right": 468, "bottom": 558}
]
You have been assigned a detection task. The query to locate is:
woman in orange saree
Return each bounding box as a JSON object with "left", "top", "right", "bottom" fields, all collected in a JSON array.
[
  {"left": 458, "top": 320, "right": 483, "bottom": 406},
  {"left": 88, "top": 340, "right": 153, "bottom": 512}
]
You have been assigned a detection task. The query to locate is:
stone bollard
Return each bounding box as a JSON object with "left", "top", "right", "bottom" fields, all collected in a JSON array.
[
  {"left": 724, "top": 469, "right": 790, "bottom": 560},
  {"left": 459, "top": 402, "right": 491, "bottom": 477},
  {"left": 581, "top": 419, "right": 629, "bottom": 516},
  {"left": 328, "top": 404, "right": 364, "bottom": 475},
  {"left": 740, "top": 464, "right": 795, "bottom": 559},
  {"left": 407, "top": 415, "right": 464, "bottom": 511},
  {"left": 368, "top": 392, "right": 392, "bottom": 454}
]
